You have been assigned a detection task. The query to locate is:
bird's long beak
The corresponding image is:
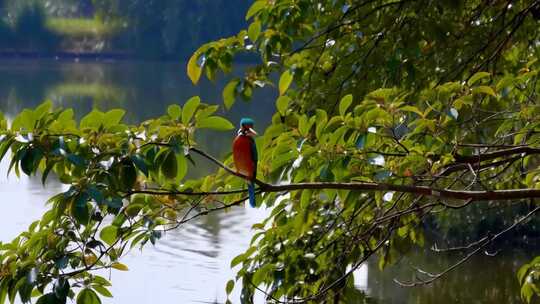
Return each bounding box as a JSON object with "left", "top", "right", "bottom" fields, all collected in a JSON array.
[{"left": 248, "top": 128, "right": 258, "bottom": 135}]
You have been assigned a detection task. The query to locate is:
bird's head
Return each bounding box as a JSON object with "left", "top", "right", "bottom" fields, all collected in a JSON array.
[{"left": 239, "top": 117, "right": 257, "bottom": 137}]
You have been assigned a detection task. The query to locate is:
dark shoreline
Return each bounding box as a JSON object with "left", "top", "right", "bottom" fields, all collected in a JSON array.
[
  {"left": 0, "top": 50, "right": 258, "bottom": 63},
  {"left": 0, "top": 50, "right": 151, "bottom": 62}
]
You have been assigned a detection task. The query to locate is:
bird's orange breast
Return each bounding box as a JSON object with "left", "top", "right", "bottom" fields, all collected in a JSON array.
[{"left": 233, "top": 135, "right": 255, "bottom": 179}]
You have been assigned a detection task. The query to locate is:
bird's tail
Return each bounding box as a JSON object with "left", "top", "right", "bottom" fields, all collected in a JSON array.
[{"left": 248, "top": 182, "right": 256, "bottom": 208}]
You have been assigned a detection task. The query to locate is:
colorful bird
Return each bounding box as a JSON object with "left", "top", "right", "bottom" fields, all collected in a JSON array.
[{"left": 232, "top": 118, "right": 258, "bottom": 207}]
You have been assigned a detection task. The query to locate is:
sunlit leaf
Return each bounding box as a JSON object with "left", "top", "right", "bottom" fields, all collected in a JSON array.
[
  {"left": 279, "top": 70, "right": 293, "bottom": 96},
  {"left": 339, "top": 94, "right": 353, "bottom": 116},
  {"left": 276, "top": 96, "right": 290, "bottom": 116},
  {"left": 223, "top": 79, "right": 240, "bottom": 110},
  {"left": 245, "top": 0, "right": 265, "bottom": 20},
  {"left": 167, "top": 104, "right": 182, "bottom": 120},
  {"left": 468, "top": 71, "right": 491, "bottom": 86},
  {"left": 182, "top": 96, "right": 201, "bottom": 125},
  {"left": 248, "top": 21, "right": 261, "bottom": 42},
  {"left": 100, "top": 225, "right": 118, "bottom": 246},
  {"left": 187, "top": 52, "right": 203, "bottom": 84},
  {"left": 196, "top": 116, "right": 234, "bottom": 131},
  {"left": 111, "top": 263, "right": 129, "bottom": 271}
]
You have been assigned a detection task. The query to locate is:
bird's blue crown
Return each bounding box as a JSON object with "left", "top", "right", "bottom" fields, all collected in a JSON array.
[{"left": 240, "top": 117, "right": 255, "bottom": 127}]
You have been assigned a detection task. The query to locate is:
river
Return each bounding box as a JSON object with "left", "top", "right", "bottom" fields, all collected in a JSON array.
[{"left": 0, "top": 58, "right": 533, "bottom": 303}]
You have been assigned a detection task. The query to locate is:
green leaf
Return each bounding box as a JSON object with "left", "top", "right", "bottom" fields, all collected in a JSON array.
[
  {"left": 100, "top": 225, "right": 118, "bottom": 246},
  {"left": 223, "top": 79, "right": 240, "bottom": 110},
  {"left": 103, "top": 109, "right": 125, "bottom": 128},
  {"left": 196, "top": 116, "right": 234, "bottom": 131},
  {"left": 245, "top": 0, "right": 265, "bottom": 20},
  {"left": 72, "top": 194, "right": 90, "bottom": 226},
  {"left": 182, "top": 96, "right": 201, "bottom": 125},
  {"left": 80, "top": 110, "right": 105, "bottom": 130},
  {"left": 230, "top": 253, "right": 245, "bottom": 268},
  {"left": 34, "top": 100, "right": 52, "bottom": 119},
  {"left": 300, "top": 190, "right": 313, "bottom": 209},
  {"left": 472, "top": 85, "right": 496, "bottom": 97},
  {"left": 320, "top": 164, "right": 334, "bottom": 182},
  {"left": 119, "top": 159, "right": 137, "bottom": 190},
  {"left": 521, "top": 283, "right": 534, "bottom": 303},
  {"left": 36, "top": 293, "right": 61, "bottom": 304},
  {"left": 161, "top": 150, "right": 178, "bottom": 180},
  {"left": 67, "top": 154, "right": 87, "bottom": 167},
  {"left": 21, "top": 147, "right": 43, "bottom": 176},
  {"left": 225, "top": 280, "right": 235, "bottom": 295},
  {"left": 130, "top": 155, "right": 149, "bottom": 177},
  {"left": 248, "top": 21, "right": 261, "bottom": 42},
  {"left": 11, "top": 109, "right": 35, "bottom": 131},
  {"left": 252, "top": 264, "right": 274, "bottom": 286},
  {"left": 517, "top": 263, "right": 530, "bottom": 284},
  {"left": 339, "top": 94, "right": 353, "bottom": 116},
  {"left": 53, "top": 278, "right": 70, "bottom": 299},
  {"left": 167, "top": 104, "right": 182, "bottom": 120},
  {"left": 187, "top": 52, "right": 203, "bottom": 84},
  {"left": 468, "top": 71, "right": 491, "bottom": 86},
  {"left": 0, "top": 280, "right": 8, "bottom": 304},
  {"left": 276, "top": 96, "right": 290, "bottom": 116},
  {"left": 176, "top": 154, "right": 188, "bottom": 183},
  {"left": 77, "top": 288, "right": 101, "bottom": 304},
  {"left": 400, "top": 105, "right": 424, "bottom": 117},
  {"left": 196, "top": 105, "right": 219, "bottom": 120},
  {"left": 111, "top": 262, "right": 129, "bottom": 271},
  {"left": 93, "top": 276, "right": 112, "bottom": 287},
  {"left": 279, "top": 70, "right": 293, "bottom": 96},
  {"left": 42, "top": 160, "right": 55, "bottom": 185},
  {"left": 91, "top": 286, "right": 112, "bottom": 298}
]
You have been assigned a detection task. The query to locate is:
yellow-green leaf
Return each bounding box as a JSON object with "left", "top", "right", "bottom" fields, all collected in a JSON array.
[
  {"left": 467, "top": 71, "right": 490, "bottom": 86},
  {"left": 472, "top": 85, "right": 496, "bottom": 97},
  {"left": 182, "top": 96, "right": 201, "bottom": 125},
  {"left": 245, "top": 1, "right": 265, "bottom": 20},
  {"left": 279, "top": 70, "right": 293, "bottom": 96},
  {"left": 248, "top": 21, "right": 261, "bottom": 42},
  {"left": 223, "top": 79, "right": 240, "bottom": 110},
  {"left": 196, "top": 116, "right": 234, "bottom": 131},
  {"left": 339, "top": 94, "right": 353, "bottom": 116},
  {"left": 167, "top": 104, "right": 182, "bottom": 120},
  {"left": 276, "top": 96, "right": 290, "bottom": 116},
  {"left": 92, "top": 285, "right": 113, "bottom": 298},
  {"left": 103, "top": 109, "right": 125, "bottom": 128},
  {"left": 187, "top": 52, "right": 203, "bottom": 84},
  {"left": 226, "top": 280, "right": 235, "bottom": 295},
  {"left": 400, "top": 105, "right": 424, "bottom": 117},
  {"left": 176, "top": 154, "right": 188, "bottom": 183},
  {"left": 111, "top": 262, "right": 129, "bottom": 271},
  {"left": 99, "top": 225, "right": 118, "bottom": 246}
]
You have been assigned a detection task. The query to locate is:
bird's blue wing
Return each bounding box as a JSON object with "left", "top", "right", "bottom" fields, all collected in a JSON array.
[{"left": 249, "top": 137, "right": 258, "bottom": 178}]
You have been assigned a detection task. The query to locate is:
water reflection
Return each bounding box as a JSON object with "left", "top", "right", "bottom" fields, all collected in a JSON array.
[{"left": 367, "top": 247, "right": 530, "bottom": 303}]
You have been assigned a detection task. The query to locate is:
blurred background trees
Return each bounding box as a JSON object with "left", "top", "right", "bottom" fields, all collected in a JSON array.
[{"left": 0, "top": 0, "right": 250, "bottom": 59}]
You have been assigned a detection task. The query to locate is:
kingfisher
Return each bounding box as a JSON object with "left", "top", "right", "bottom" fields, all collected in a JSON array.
[{"left": 232, "top": 118, "right": 258, "bottom": 207}]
